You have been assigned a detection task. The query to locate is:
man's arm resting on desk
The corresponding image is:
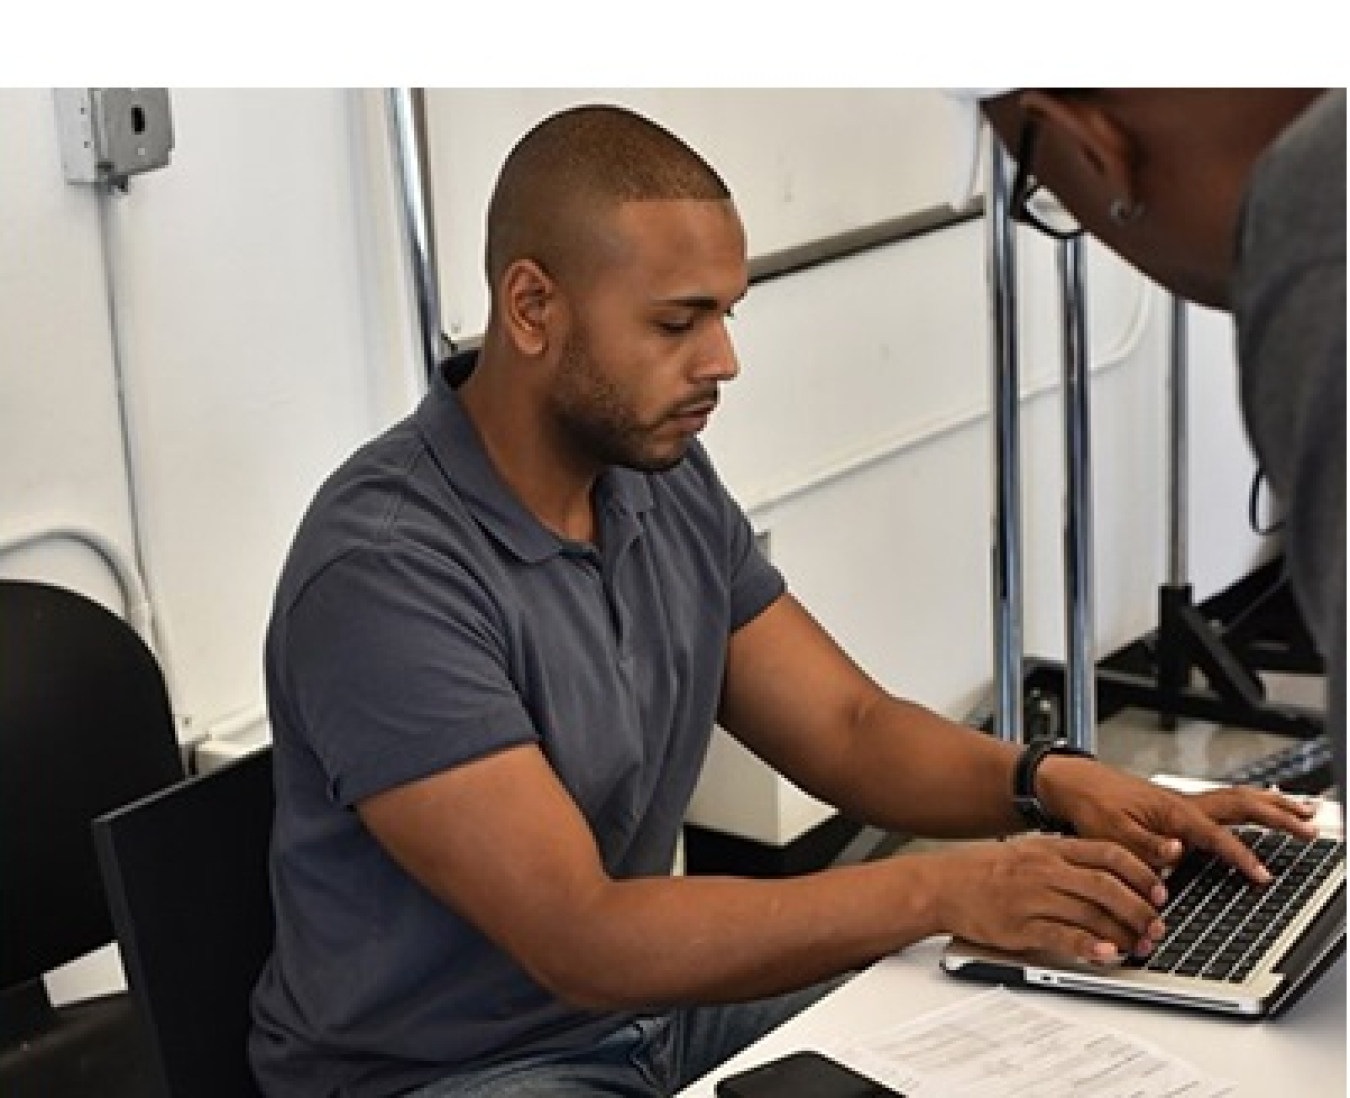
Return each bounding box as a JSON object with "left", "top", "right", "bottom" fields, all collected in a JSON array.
[
  {"left": 359, "top": 741, "right": 1168, "bottom": 1010},
  {"left": 356, "top": 592, "right": 1184, "bottom": 1011}
]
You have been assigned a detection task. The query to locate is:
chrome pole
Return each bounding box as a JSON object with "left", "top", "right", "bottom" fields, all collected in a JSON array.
[
  {"left": 986, "top": 133, "right": 1024, "bottom": 744},
  {"left": 386, "top": 88, "right": 443, "bottom": 388},
  {"left": 1168, "top": 296, "right": 1189, "bottom": 586},
  {"left": 1058, "top": 236, "right": 1097, "bottom": 752}
]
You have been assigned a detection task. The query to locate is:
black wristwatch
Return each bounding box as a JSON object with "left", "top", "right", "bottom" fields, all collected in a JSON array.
[{"left": 1013, "top": 738, "right": 1094, "bottom": 834}]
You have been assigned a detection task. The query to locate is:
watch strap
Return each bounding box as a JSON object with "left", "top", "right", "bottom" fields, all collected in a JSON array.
[{"left": 1013, "top": 738, "right": 1094, "bottom": 833}]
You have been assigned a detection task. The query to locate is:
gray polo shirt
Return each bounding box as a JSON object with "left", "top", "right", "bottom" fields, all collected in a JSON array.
[{"left": 250, "top": 353, "right": 784, "bottom": 1097}]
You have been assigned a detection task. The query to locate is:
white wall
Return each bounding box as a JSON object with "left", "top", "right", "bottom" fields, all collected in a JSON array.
[
  {"left": 425, "top": 89, "right": 966, "bottom": 340},
  {"left": 3, "top": 89, "right": 420, "bottom": 753},
  {"left": 2, "top": 88, "right": 1267, "bottom": 994}
]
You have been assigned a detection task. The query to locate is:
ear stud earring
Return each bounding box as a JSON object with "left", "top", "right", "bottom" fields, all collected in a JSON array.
[{"left": 1110, "top": 198, "right": 1144, "bottom": 224}]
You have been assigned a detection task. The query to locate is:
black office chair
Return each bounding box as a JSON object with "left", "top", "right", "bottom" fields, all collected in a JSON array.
[
  {"left": 94, "top": 745, "right": 274, "bottom": 1098},
  {"left": 0, "top": 578, "right": 185, "bottom": 1097}
]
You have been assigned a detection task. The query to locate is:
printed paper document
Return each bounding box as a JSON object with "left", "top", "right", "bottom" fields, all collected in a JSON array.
[{"left": 829, "top": 987, "right": 1233, "bottom": 1097}]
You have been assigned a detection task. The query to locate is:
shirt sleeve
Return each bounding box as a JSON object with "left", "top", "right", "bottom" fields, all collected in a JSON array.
[{"left": 278, "top": 545, "right": 538, "bottom": 807}]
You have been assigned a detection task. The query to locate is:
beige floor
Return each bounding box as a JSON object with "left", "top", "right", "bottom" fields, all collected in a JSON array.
[{"left": 1092, "top": 672, "right": 1327, "bottom": 781}]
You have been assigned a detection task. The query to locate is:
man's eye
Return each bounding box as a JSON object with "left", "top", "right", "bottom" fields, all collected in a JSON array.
[{"left": 658, "top": 318, "right": 694, "bottom": 335}]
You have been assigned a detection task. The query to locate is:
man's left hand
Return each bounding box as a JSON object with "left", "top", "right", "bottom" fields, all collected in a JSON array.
[{"left": 1038, "top": 756, "right": 1323, "bottom": 883}]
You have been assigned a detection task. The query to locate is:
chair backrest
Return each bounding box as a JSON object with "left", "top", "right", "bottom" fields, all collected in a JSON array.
[
  {"left": 93, "top": 745, "right": 274, "bottom": 1098},
  {"left": 0, "top": 579, "right": 184, "bottom": 993}
]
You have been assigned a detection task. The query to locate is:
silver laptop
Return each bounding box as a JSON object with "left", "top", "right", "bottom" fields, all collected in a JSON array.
[{"left": 941, "top": 821, "right": 1345, "bottom": 1017}]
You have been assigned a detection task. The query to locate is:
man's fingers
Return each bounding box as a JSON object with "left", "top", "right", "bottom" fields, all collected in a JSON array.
[
  {"left": 945, "top": 836, "right": 1172, "bottom": 965},
  {"left": 1197, "top": 786, "right": 1321, "bottom": 836},
  {"left": 1061, "top": 836, "right": 1169, "bottom": 908},
  {"left": 1046, "top": 887, "right": 1166, "bottom": 961},
  {"left": 1022, "top": 836, "right": 1167, "bottom": 957},
  {"left": 1091, "top": 814, "right": 1186, "bottom": 871},
  {"left": 1173, "top": 790, "right": 1323, "bottom": 883}
]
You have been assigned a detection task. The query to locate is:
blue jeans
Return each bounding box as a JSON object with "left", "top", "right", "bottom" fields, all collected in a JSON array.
[{"left": 405, "top": 977, "right": 849, "bottom": 1097}]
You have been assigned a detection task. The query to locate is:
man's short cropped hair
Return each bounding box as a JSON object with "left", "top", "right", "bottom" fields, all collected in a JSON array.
[{"left": 485, "top": 104, "right": 732, "bottom": 293}]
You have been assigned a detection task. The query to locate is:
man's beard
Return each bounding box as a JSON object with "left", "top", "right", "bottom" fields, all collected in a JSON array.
[{"left": 549, "top": 330, "right": 689, "bottom": 474}]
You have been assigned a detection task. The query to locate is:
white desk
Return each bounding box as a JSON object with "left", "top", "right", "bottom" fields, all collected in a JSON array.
[{"left": 680, "top": 937, "right": 1346, "bottom": 1096}]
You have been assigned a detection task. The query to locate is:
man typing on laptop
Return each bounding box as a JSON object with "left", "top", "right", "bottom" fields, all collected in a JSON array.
[{"left": 251, "top": 104, "right": 1327, "bottom": 1098}]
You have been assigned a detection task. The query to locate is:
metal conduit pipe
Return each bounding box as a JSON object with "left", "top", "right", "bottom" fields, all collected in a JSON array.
[
  {"left": 1168, "top": 296, "right": 1189, "bottom": 587},
  {"left": 0, "top": 524, "right": 152, "bottom": 644},
  {"left": 1058, "top": 236, "right": 1097, "bottom": 753},
  {"left": 984, "top": 133, "right": 1025, "bottom": 744},
  {"left": 386, "top": 88, "right": 444, "bottom": 388}
]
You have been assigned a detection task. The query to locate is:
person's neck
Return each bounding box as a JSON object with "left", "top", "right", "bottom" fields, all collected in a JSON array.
[{"left": 456, "top": 357, "right": 601, "bottom": 545}]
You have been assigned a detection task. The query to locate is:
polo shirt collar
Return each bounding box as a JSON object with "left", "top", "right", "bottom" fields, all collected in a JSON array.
[{"left": 414, "top": 352, "right": 653, "bottom": 564}]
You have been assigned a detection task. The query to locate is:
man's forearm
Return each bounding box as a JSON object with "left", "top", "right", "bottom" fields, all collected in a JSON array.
[
  {"left": 808, "top": 695, "right": 1030, "bottom": 839},
  {"left": 523, "top": 855, "right": 945, "bottom": 1011}
]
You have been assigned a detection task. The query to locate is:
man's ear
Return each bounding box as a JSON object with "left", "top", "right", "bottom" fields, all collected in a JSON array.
[
  {"left": 1020, "top": 90, "right": 1142, "bottom": 217},
  {"left": 500, "top": 258, "right": 555, "bottom": 356}
]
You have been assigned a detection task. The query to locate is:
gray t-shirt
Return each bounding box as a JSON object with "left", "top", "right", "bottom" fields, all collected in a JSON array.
[
  {"left": 1236, "top": 89, "right": 1346, "bottom": 793},
  {"left": 250, "top": 353, "right": 784, "bottom": 1097}
]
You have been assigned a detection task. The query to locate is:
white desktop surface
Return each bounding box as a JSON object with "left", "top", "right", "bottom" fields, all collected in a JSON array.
[{"left": 679, "top": 936, "right": 1346, "bottom": 1096}]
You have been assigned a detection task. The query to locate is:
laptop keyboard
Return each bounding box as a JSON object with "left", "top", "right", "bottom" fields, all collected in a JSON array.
[{"left": 1125, "top": 826, "right": 1344, "bottom": 983}]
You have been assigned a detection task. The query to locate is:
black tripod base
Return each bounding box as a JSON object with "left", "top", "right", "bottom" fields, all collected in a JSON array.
[{"left": 968, "top": 558, "right": 1326, "bottom": 742}]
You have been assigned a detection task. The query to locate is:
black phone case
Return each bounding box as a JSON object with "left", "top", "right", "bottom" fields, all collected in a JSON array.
[{"left": 715, "top": 1049, "right": 901, "bottom": 1097}]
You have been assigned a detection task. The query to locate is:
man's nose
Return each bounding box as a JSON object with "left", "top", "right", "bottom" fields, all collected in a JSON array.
[{"left": 699, "top": 320, "right": 740, "bottom": 382}]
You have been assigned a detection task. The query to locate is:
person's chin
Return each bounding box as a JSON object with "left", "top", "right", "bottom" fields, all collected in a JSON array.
[{"left": 632, "top": 441, "right": 690, "bottom": 474}]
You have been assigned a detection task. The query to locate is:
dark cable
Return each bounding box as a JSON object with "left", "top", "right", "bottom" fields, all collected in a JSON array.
[{"left": 1248, "top": 465, "right": 1285, "bottom": 536}]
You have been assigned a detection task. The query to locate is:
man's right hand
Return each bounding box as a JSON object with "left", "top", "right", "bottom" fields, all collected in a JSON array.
[{"left": 920, "top": 835, "right": 1169, "bottom": 963}]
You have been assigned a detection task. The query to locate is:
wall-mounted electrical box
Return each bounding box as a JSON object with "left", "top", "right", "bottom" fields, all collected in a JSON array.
[{"left": 54, "top": 88, "right": 174, "bottom": 187}]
